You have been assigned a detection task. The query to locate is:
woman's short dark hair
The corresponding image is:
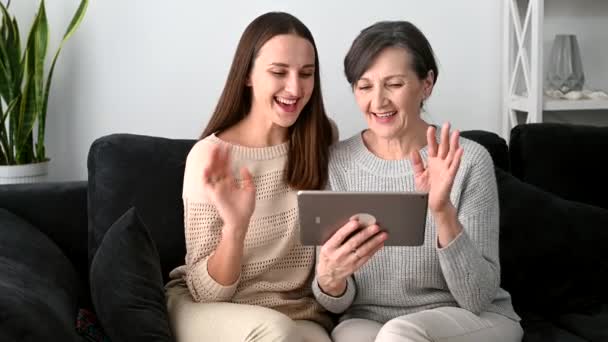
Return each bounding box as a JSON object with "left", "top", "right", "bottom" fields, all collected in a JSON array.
[
  {"left": 344, "top": 21, "right": 439, "bottom": 87},
  {"left": 200, "top": 12, "right": 333, "bottom": 190}
]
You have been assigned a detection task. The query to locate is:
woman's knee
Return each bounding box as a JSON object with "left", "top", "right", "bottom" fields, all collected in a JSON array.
[
  {"left": 375, "top": 317, "right": 429, "bottom": 342},
  {"left": 249, "top": 312, "right": 300, "bottom": 342},
  {"left": 332, "top": 318, "right": 383, "bottom": 342}
]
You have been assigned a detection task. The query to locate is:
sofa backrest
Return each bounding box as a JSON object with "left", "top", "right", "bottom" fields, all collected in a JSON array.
[
  {"left": 87, "top": 133, "right": 195, "bottom": 283},
  {"left": 86, "top": 130, "right": 511, "bottom": 285},
  {"left": 460, "top": 130, "right": 510, "bottom": 171},
  {"left": 510, "top": 122, "right": 608, "bottom": 210}
]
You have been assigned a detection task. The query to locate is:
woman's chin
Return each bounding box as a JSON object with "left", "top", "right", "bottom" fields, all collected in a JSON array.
[{"left": 368, "top": 127, "right": 403, "bottom": 140}]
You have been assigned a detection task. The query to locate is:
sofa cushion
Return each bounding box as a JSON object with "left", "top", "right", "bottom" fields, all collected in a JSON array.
[
  {"left": 87, "top": 133, "right": 195, "bottom": 283},
  {"left": 0, "top": 208, "right": 81, "bottom": 341},
  {"left": 90, "top": 207, "right": 173, "bottom": 341},
  {"left": 495, "top": 167, "right": 608, "bottom": 316},
  {"left": 552, "top": 304, "right": 608, "bottom": 342},
  {"left": 0, "top": 181, "right": 89, "bottom": 306},
  {"left": 509, "top": 123, "right": 608, "bottom": 210},
  {"left": 520, "top": 312, "right": 588, "bottom": 342}
]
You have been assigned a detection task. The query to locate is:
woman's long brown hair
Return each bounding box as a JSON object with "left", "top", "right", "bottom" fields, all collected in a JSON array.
[{"left": 200, "top": 12, "right": 332, "bottom": 190}]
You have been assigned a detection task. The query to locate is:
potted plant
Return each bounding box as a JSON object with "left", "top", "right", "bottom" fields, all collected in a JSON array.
[{"left": 0, "top": 0, "right": 88, "bottom": 184}]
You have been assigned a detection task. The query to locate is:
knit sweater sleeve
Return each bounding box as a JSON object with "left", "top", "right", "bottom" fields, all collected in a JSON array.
[
  {"left": 181, "top": 141, "right": 239, "bottom": 302},
  {"left": 436, "top": 145, "right": 501, "bottom": 315},
  {"left": 312, "top": 270, "right": 356, "bottom": 314}
]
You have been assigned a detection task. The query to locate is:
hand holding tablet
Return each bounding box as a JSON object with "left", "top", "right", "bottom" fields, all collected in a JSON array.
[{"left": 297, "top": 191, "right": 428, "bottom": 246}]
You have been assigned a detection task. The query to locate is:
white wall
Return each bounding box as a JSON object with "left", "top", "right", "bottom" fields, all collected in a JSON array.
[{"left": 9, "top": 0, "right": 504, "bottom": 182}]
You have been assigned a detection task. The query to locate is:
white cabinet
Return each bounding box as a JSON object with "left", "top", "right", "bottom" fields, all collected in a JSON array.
[{"left": 502, "top": 0, "right": 608, "bottom": 139}]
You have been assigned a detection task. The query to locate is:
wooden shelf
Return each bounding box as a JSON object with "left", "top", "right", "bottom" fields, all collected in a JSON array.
[{"left": 509, "top": 95, "right": 608, "bottom": 112}]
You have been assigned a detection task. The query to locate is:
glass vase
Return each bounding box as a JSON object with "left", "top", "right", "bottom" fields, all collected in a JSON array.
[{"left": 546, "top": 34, "right": 585, "bottom": 93}]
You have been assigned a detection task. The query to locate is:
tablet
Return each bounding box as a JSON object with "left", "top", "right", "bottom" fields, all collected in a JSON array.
[{"left": 297, "top": 190, "right": 428, "bottom": 246}]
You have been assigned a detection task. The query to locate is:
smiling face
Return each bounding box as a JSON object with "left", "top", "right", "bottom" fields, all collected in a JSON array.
[
  {"left": 246, "top": 33, "right": 316, "bottom": 128},
  {"left": 353, "top": 46, "right": 434, "bottom": 141}
]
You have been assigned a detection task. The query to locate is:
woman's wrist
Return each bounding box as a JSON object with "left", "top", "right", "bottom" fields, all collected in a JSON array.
[
  {"left": 433, "top": 205, "right": 462, "bottom": 248},
  {"left": 222, "top": 223, "right": 249, "bottom": 243},
  {"left": 318, "top": 277, "right": 347, "bottom": 297}
]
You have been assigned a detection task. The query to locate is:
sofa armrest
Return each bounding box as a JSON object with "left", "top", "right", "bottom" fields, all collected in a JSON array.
[{"left": 0, "top": 181, "right": 89, "bottom": 285}]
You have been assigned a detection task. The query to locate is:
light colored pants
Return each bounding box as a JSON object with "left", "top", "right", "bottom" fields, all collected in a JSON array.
[
  {"left": 166, "top": 286, "right": 331, "bottom": 342},
  {"left": 332, "top": 307, "right": 523, "bottom": 342}
]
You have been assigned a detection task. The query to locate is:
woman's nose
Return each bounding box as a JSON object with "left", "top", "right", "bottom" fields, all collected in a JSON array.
[
  {"left": 285, "top": 73, "right": 302, "bottom": 97},
  {"left": 371, "top": 87, "right": 388, "bottom": 109}
]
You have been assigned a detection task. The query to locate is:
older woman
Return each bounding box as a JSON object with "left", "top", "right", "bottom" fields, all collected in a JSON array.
[{"left": 312, "top": 21, "right": 524, "bottom": 342}]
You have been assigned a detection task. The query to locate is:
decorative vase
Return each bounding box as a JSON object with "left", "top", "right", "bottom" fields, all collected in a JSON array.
[
  {"left": 546, "top": 34, "right": 585, "bottom": 94},
  {"left": 0, "top": 161, "right": 49, "bottom": 185}
]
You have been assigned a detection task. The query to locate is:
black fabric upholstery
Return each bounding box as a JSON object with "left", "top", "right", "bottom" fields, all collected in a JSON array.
[
  {"left": 0, "top": 181, "right": 89, "bottom": 306},
  {"left": 495, "top": 167, "right": 608, "bottom": 338},
  {"left": 90, "top": 207, "right": 173, "bottom": 341},
  {"left": 510, "top": 123, "right": 608, "bottom": 210},
  {"left": 87, "top": 133, "right": 195, "bottom": 283},
  {"left": 1, "top": 123, "right": 605, "bottom": 341},
  {"left": 521, "top": 312, "right": 588, "bottom": 342},
  {"left": 460, "top": 129, "right": 510, "bottom": 171},
  {"left": 554, "top": 305, "right": 608, "bottom": 342},
  {"left": 0, "top": 208, "right": 82, "bottom": 341}
]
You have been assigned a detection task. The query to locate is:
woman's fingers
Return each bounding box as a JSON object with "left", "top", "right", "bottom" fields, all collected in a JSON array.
[
  {"left": 449, "top": 147, "right": 464, "bottom": 178},
  {"left": 204, "top": 144, "right": 234, "bottom": 185},
  {"left": 340, "top": 224, "right": 384, "bottom": 256},
  {"left": 411, "top": 150, "right": 425, "bottom": 176},
  {"left": 323, "top": 220, "right": 361, "bottom": 250},
  {"left": 202, "top": 167, "right": 214, "bottom": 187},
  {"left": 446, "top": 129, "right": 460, "bottom": 165},
  {"left": 427, "top": 125, "right": 437, "bottom": 157},
  {"left": 438, "top": 122, "right": 450, "bottom": 159},
  {"left": 354, "top": 240, "right": 385, "bottom": 269},
  {"left": 350, "top": 228, "right": 387, "bottom": 259},
  {"left": 240, "top": 167, "right": 255, "bottom": 191}
]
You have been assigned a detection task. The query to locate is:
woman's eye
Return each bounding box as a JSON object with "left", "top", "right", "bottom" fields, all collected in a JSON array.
[
  {"left": 271, "top": 71, "right": 286, "bottom": 77},
  {"left": 388, "top": 83, "right": 403, "bottom": 88},
  {"left": 299, "top": 73, "right": 314, "bottom": 78},
  {"left": 358, "top": 85, "right": 371, "bottom": 90}
]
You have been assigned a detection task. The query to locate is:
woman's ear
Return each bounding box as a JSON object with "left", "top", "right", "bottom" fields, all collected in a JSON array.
[{"left": 423, "top": 70, "right": 435, "bottom": 98}]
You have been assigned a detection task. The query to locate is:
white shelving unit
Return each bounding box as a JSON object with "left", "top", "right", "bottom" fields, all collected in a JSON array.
[{"left": 502, "top": 0, "right": 608, "bottom": 139}]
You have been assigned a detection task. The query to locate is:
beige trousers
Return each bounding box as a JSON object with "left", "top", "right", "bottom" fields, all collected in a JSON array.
[
  {"left": 332, "top": 307, "right": 523, "bottom": 342},
  {"left": 166, "top": 286, "right": 331, "bottom": 342}
]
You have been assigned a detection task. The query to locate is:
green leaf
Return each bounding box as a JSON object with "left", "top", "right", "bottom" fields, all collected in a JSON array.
[
  {"left": 39, "top": 0, "right": 89, "bottom": 160},
  {"left": 0, "top": 56, "right": 11, "bottom": 101},
  {"left": 16, "top": 131, "right": 34, "bottom": 164},
  {"left": 0, "top": 100, "right": 6, "bottom": 164},
  {"left": 16, "top": 72, "right": 37, "bottom": 159},
  {"left": 0, "top": 95, "right": 19, "bottom": 164},
  {"left": 18, "top": 0, "right": 49, "bottom": 162},
  {"left": 0, "top": 3, "right": 14, "bottom": 101},
  {"left": 9, "top": 17, "right": 22, "bottom": 96}
]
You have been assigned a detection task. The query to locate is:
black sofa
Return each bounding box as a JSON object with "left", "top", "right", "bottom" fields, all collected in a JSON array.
[{"left": 1, "top": 122, "right": 607, "bottom": 341}]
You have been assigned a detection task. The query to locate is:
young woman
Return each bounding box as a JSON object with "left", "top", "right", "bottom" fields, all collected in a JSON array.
[
  {"left": 165, "top": 11, "right": 335, "bottom": 342},
  {"left": 313, "top": 20, "right": 524, "bottom": 342}
]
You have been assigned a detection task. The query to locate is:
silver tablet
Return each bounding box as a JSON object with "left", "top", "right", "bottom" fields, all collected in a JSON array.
[{"left": 297, "top": 190, "right": 428, "bottom": 246}]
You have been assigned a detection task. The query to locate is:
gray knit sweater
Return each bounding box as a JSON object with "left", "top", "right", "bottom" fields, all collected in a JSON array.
[{"left": 312, "top": 131, "right": 521, "bottom": 323}]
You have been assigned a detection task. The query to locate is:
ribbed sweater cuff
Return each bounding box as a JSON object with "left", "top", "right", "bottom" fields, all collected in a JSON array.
[
  {"left": 312, "top": 276, "right": 355, "bottom": 314},
  {"left": 188, "top": 257, "right": 239, "bottom": 302},
  {"left": 437, "top": 230, "right": 480, "bottom": 281}
]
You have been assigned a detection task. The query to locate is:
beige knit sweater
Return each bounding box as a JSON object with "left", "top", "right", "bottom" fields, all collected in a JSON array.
[{"left": 166, "top": 134, "right": 331, "bottom": 328}]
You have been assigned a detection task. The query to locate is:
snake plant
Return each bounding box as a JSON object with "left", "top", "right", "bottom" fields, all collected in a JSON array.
[{"left": 0, "top": 0, "right": 88, "bottom": 165}]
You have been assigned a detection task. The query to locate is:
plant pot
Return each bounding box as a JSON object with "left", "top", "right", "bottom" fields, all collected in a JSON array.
[{"left": 0, "top": 161, "right": 49, "bottom": 185}]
